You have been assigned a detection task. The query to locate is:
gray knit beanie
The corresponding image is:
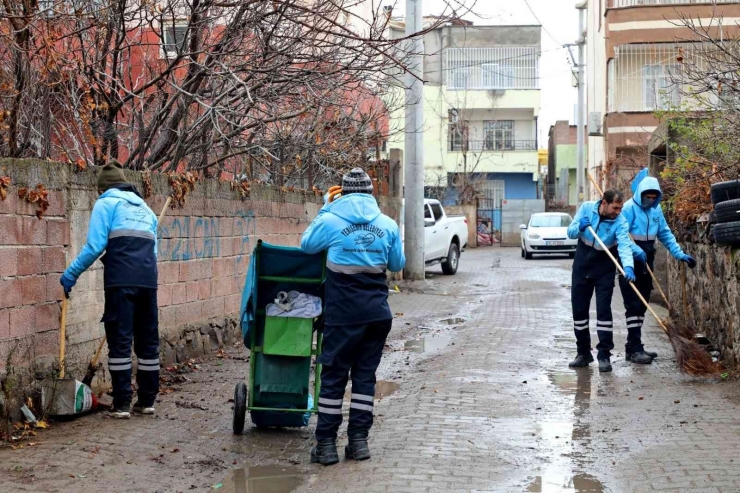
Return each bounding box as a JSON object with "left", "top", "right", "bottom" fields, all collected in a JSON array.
[
  {"left": 342, "top": 168, "right": 374, "bottom": 195},
  {"left": 97, "top": 160, "right": 128, "bottom": 192}
]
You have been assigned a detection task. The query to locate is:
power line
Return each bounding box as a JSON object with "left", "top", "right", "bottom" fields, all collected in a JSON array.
[{"left": 523, "top": 0, "right": 561, "bottom": 46}]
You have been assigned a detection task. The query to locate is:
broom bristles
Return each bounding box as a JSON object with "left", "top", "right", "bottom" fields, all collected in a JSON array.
[{"left": 666, "top": 323, "right": 723, "bottom": 376}]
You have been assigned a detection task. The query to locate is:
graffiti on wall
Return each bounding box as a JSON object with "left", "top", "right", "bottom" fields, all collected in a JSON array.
[{"left": 158, "top": 211, "right": 256, "bottom": 262}]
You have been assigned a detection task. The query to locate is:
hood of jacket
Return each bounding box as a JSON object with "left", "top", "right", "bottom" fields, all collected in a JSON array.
[
  {"left": 633, "top": 176, "right": 662, "bottom": 209},
  {"left": 327, "top": 193, "right": 381, "bottom": 225},
  {"left": 100, "top": 185, "right": 145, "bottom": 206}
]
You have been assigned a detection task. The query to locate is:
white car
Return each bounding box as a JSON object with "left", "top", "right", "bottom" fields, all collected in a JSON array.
[{"left": 520, "top": 212, "right": 577, "bottom": 260}]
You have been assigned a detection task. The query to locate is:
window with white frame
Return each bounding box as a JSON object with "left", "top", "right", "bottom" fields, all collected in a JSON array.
[
  {"left": 643, "top": 64, "right": 680, "bottom": 110},
  {"left": 448, "top": 109, "right": 466, "bottom": 151},
  {"left": 480, "top": 180, "right": 505, "bottom": 209},
  {"left": 481, "top": 63, "right": 514, "bottom": 89},
  {"left": 449, "top": 67, "right": 470, "bottom": 90},
  {"left": 483, "top": 121, "right": 514, "bottom": 151},
  {"left": 162, "top": 23, "right": 189, "bottom": 57}
]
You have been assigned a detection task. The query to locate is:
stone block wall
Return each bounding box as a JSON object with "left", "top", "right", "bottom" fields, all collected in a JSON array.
[
  {"left": 666, "top": 243, "right": 740, "bottom": 366},
  {"left": 0, "top": 159, "right": 401, "bottom": 400}
]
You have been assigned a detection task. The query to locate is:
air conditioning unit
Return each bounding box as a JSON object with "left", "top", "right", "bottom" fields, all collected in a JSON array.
[{"left": 588, "top": 112, "right": 603, "bottom": 136}]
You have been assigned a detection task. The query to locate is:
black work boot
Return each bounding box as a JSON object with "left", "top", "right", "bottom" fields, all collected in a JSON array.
[
  {"left": 311, "top": 439, "right": 339, "bottom": 466},
  {"left": 644, "top": 349, "right": 658, "bottom": 359},
  {"left": 598, "top": 358, "right": 612, "bottom": 373},
  {"left": 345, "top": 436, "right": 371, "bottom": 461},
  {"left": 627, "top": 352, "right": 653, "bottom": 364},
  {"left": 568, "top": 353, "right": 594, "bottom": 368}
]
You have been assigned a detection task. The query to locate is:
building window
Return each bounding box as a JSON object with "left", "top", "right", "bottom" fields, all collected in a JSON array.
[
  {"left": 643, "top": 64, "right": 680, "bottom": 110},
  {"left": 449, "top": 67, "right": 470, "bottom": 90},
  {"left": 448, "top": 109, "right": 467, "bottom": 151},
  {"left": 481, "top": 63, "right": 514, "bottom": 89},
  {"left": 162, "top": 23, "right": 189, "bottom": 57},
  {"left": 483, "top": 121, "right": 514, "bottom": 151},
  {"left": 480, "top": 180, "right": 505, "bottom": 209}
]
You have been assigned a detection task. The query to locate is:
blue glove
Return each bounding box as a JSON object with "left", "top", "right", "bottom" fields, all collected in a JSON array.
[
  {"left": 578, "top": 217, "right": 591, "bottom": 232},
  {"left": 623, "top": 267, "right": 636, "bottom": 283},
  {"left": 634, "top": 248, "right": 647, "bottom": 263},
  {"left": 681, "top": 254, "right": 697, "bottom": 269},
  {"left": 60, "top": 274, "right": 76, "bottom": 299}
]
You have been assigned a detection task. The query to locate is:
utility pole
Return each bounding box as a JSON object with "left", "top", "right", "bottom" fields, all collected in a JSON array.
[
  {"left": 404, "top": 0, "right": 425, "bottom": 280},
  {"left": 576, "top": 1, "right": 587, "bottom": 205}
]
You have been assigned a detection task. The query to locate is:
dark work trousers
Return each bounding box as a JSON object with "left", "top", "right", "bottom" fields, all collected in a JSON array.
[
  {"left": 103, "top": 287, "right": 160, "bottom": 409},
  {"left": 571, "top": 241, "right": 617, "bottom": 361},
  {"left": 618, "top": 241, "right": 656, "bottom": 354},
  {"left": 315, "top": 320, "right": 393, "bottom": 442}
]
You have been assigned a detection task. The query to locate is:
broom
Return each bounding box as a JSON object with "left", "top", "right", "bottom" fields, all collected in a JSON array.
[
  {"left": 82, "top": 196, "right": 173, "bottom": 386},
  {"left": 587, "top": 225, "right": 720, "bottom": 375}
]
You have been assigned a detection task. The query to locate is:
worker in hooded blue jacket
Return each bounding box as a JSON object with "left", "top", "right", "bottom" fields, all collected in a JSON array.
[
  {"left": 567, "top": 189, "right": 634, "bottom": 373},
  {"left": 301, "top": 168, "right": 405, "bottom": 466},
  {"left": 619, "top": 170, "right": 696, "bottom": 365},
  {"left": 60, "top": 161, "right": 159, "bottom": 420}
]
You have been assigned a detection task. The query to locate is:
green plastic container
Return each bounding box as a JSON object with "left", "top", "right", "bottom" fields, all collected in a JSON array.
[{"left": 263, "top": 316, "right": 313, "bottom": 357}]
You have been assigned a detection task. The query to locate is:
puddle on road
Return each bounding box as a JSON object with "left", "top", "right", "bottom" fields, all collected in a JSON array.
[
  {"left": 216, "top": 465, "right": 304, "bottom": 493},
  {"left": 343, "top": 381, "right": 400, "bottom": 403},
  {"left": 526, "top": 472, "right": 605, "bottom": 492},
  {"left": 375, "top": 381, "right": 400, "bottom": 399},
  {"left": 404, "top": 335, "right": 451, "bottom": 353}
]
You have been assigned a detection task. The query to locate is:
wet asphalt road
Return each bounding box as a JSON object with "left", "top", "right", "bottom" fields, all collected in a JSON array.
[{"left": 2, "top": 247, "right": 740, "bottom": 492}]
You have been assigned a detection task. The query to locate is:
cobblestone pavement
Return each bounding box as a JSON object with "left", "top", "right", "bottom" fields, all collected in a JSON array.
[{"left": 2, "top": 248, "right": 740, "bottom": 492}]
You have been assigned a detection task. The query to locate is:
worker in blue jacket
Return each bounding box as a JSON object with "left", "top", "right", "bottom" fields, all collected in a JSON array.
[
  {"left": 567, "top": 189, "right": 634, "bottom": 373},
  {"left": 619, "top": 170, "right": 696, "bottom": 365},
  {"left": 60, "top": 161, "right": 159, "bottom": 419},
  {"left": 301, "top": 168, "right": 405, "bottom": 466}
]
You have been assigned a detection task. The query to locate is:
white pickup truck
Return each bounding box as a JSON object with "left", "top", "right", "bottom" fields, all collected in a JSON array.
[
  {"left": 401, "top": 199, "right": 468, "bottom": 276},
  {"left": 424, "top": 199, "right": 468, "bottom": 275}
]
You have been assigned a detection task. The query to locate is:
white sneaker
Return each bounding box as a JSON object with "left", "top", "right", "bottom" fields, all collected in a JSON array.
[
  {"left": 133, "top": 404, "right": 155, "bottom": 415},
  {"left": 109, "top": 409, "right": 131, "bottom": 419}
]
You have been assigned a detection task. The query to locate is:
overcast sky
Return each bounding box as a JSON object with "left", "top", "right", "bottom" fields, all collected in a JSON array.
[{"left": 381, "top": 0, "right": 579, "bottom": 147}]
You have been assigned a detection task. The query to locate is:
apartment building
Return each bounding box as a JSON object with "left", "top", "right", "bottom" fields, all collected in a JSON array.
[
  {"left": 387, "top": 19, "right": 542, "bottom": 229},
  {"left": 586, "top": 0, "right": 740, "bottom": 194},
  {"left": 548, "top": 121, "right": 587, "bottom": 208}
]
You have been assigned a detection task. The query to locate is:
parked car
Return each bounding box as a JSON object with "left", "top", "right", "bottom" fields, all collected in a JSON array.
[
  {"left": 520, "top": 212, "right": 577, "bottom": 259},
  {"left": 399, "top": 199, "right": 469, "bottom": 274},
  {"left": 424, "top": 199, "right": 468, "bottom": 275}
]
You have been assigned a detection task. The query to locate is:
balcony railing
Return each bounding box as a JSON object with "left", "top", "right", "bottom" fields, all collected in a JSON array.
[
  {"left": 448, "top": 140, "right": 536, "bottom": 152},
  {"left": 609, "top": 0, "right": 739, "bottom": 7},
  {"left": 444, "top": 47, "right": 539, "bottom": 91}
]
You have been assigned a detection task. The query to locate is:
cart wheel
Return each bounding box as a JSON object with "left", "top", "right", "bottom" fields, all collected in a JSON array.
[{"left": 233, "top": 382, "right": 247, "bottom": 434}]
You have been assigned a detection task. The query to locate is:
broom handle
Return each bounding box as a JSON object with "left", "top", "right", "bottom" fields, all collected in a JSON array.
[
  {"left": 92, "top": 196, "right": 173, "bottom": 363},
  {"left": 587, "top": 226, "right": 670, "bottom": 334},
  {"left": 59, "top": 297, "right": 68, "bottom": 378},
  {"left": 586, "top": 172, "right": 672, "bottom": 309}
]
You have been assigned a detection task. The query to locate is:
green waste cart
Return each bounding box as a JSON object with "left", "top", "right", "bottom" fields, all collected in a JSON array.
[{"left": 233, "top": 240, "right": 325, "bottom": 433}]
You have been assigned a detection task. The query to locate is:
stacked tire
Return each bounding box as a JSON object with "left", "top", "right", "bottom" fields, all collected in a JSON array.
[{"left": 711, "top": 180, "right": 740, "bottom": 247}]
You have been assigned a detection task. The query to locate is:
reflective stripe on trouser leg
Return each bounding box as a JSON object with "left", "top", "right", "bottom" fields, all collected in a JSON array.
[
  {"left": 316, "top": 363, "right": 350, "bottom": 441},
  {"left": 625, "top": 316, "right": 645, "bottom": 354},
  {"left": 620, "top": 271, "right": 651, "bottom": 354},
  {"left": 133, "top": 287, "right": 160, "bottom": 407},
  {"left": 103, "top": 288, "right": 135, "bottom": 409},
  {"left": 571, "top": 272, "right": 594, "bottom": 356},
  {"left": 594, "top": 273, "right": 616, "bottom": 360},
  {"left": 347, "top": 320, "right": 392, "bottom": 439}
]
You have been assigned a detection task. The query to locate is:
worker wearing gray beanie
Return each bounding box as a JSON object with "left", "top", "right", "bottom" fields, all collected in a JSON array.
[
  {"left": 341, "top": 168, "right": 374, "bottom": 195},
  {"left": 301, "top": 165, "right": 405, "bottom": 466}
]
